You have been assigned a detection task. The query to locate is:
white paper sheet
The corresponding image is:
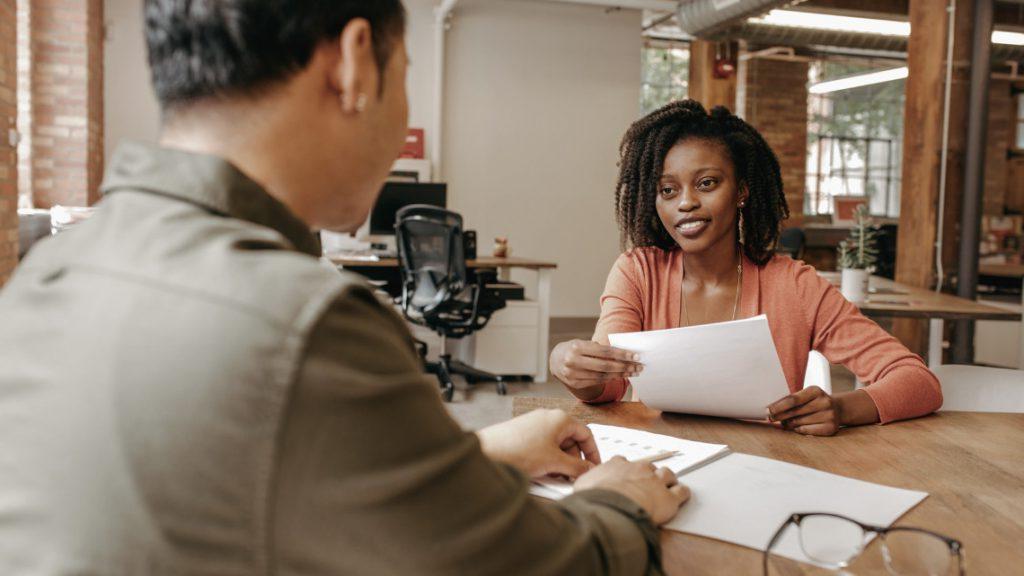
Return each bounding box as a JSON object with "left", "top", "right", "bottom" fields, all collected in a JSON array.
[
  {"left": 608, "top": 315, "right": 790, "bottom": 419},
  {"left": 666, "top": 453, "right": 928, "bottom": 564},
  {"left": 530, "top": 424, "right": 729, "bottom": 498}
]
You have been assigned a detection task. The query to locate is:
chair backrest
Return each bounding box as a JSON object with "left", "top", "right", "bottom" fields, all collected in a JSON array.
[
  {"left": 874, "top": 223, "right": 899, "bottom": 280},
  {"left": 17, "top": 210, "right": 51, "bottom": 260},
  {"left": 395, "top": 205, "right": 466, "bottom": 317},
  {"left": 803, "top": 350, "right": 832, "bottom": 395},
  {"left": 778, "top": 227, "right": 806, "bottom": 260},
  {"left": 934, "top": 364, "right": 1024, "bottom": 413}
]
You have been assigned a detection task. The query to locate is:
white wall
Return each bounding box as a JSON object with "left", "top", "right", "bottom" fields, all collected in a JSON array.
[
  {"left": 104, "top": 0, "right": 161, "bottom": 161},
  {"left": 438, "top": 0, "right": 641, "bottom": 317},
  {"left": 103, "top": 0, "right": 642, "bottom": 317},
  {"left": 102, "top": 0, "right": 437, "bottom": 159}
]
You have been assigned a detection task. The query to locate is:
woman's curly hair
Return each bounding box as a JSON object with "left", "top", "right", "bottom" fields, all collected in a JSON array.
[{"left": 614, "top": 99, "right": 789, "bottom": 265}]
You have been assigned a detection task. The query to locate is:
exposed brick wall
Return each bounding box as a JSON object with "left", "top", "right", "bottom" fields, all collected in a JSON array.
[
  {"left": 1, "top": 0, "right": 18, "bottom": 287},
  {"left": 984, "top": 80, "right": 1012, "bottom": 215},
  {"left": 28, "top": 0, "right": 103, "bottom": 209},
  {"left": 744, "top": 58, "right": 808, "bottom": 220}
]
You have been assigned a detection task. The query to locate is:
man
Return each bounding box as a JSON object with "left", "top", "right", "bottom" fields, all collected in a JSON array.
[{"left": 0, "top": 1, "right": 688, "bottom": 574}]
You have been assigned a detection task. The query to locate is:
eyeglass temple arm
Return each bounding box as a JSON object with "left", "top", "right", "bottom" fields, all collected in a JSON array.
[{"left": 762, "top": 515, "right": 800, "bottom": 575}]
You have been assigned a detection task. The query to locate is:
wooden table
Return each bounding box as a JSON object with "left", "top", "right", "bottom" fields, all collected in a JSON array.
[
  {"left": 980, "top": 263, "right": 1024, "bottom": 279},
  {"left": 515, "top": 397, "right": 1024, "bottom": 575},
  {"left": 331, "top": 255, "right": 557, "bottom": 380},
  {"left": 819, "top": 273, "right": 1021, "bottom": 367},
  {"left": 329, "top": 255, "right": 558, "bottom": 271}
]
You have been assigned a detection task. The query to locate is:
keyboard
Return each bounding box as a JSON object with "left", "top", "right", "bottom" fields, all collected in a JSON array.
[{"left": 331, "top": 249, "right": 398, "bottom": 261}]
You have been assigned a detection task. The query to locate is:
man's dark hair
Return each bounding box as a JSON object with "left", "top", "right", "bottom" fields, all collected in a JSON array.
[
  {"left": 145, "top": 0, "right": 406, "bottom": 109},
  {"left": 614, "top": 99, "right": 789, "bottom": 266}
]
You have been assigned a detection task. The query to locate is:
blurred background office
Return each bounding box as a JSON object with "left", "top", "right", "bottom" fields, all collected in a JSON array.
[{"left": 4, "top": 0, "right": 1023, "bottom": 422}]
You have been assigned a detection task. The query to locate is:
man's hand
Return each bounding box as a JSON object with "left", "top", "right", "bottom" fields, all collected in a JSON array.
[
  {"left": 574, "top": 457, "right": 691, "bottom": 525},
  {"left": 477, "top": 409, "right": 601, "bottom": 479}
]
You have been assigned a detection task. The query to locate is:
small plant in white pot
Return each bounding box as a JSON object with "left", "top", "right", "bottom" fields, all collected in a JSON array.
[{"left": 837, "top": 205, "right": 880, "bottom": 302}]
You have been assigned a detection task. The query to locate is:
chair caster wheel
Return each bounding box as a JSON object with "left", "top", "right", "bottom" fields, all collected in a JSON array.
[
  {"left": 442, "top": 386, "right": 454, "bottom": 402},
  {"left": 497, "top": 381, "right": 508, "bottom": 396}
]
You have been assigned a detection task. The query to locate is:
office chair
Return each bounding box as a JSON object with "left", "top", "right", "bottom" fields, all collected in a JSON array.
[
  {"left": 777, "top": 227, "right": 806, "bottom": 261},
  {"left": 934, "top": 365, "right": 1024, "bottom": 413},
  {"left": 395, "top": 205, "right": 509, "bottom": 402},
  {"left": 18, "top": 210, "right": 51, "bottom": 260},
  {"left": 874, "top": 224, "right": 899, "bottom": 280}
]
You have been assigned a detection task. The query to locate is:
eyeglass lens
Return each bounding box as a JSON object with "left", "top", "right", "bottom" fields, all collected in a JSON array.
[
  {"left": 882, "top": 530, "right": 954, "bottom": 576},
  {"left": 799, "top": 515, "right": 867, "bottom": 567}
]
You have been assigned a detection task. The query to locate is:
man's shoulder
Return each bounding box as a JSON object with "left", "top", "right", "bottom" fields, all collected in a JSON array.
[{"left": 15, "top": 191, "right": 377, "bottom": 334}]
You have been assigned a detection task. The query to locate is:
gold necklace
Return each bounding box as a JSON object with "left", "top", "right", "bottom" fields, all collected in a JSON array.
[{"left": 681, "top": 257, "right": 743, "bottom": 327}]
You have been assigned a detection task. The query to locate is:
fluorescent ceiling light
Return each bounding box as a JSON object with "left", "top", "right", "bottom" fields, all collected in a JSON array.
[
  {"left": 753, "top": 10, "right": 910, "bottom": 36},
  {"left": 809, "top": 66, "right": 908, "bottom": 94},
  {"left": 992, "top": 30, "right": 1024, "bottom": 46},
  {"left": 754, "top": 10, "right": 1024, "bottom": 46}
]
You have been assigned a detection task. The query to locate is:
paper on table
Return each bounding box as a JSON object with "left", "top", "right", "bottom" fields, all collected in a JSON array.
[
  {"left": 530, "top": 424, "right": 729, "bottom": 499},
  {"left": 608, "top": 315, "right": 790, "bottom": 420},
  {"left": 665, "top": 453, "right": 928, "bottom": 564}
]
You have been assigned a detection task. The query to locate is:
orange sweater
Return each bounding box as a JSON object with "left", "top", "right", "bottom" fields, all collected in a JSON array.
[{"left": 590, "top": 248, "right": 942, "bottom": 424}]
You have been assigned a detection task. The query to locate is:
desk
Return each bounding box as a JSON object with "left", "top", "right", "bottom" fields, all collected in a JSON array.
[
  {"left": 980, "top": 263, "right": 1024, "bottom": 279},
  {"left": 330, "top": 255, "right": 557, "bottom": 380},
  {"left": 819, "top": 273, "right": 1021, "bottom": 367},
  {"left": 514, "top": 397, "right": 1024, "bottom": 575}
]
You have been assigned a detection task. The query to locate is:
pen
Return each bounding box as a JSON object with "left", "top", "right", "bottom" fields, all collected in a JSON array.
[{"left": 632, "top": 450, "right": 681, "bottom": 464}]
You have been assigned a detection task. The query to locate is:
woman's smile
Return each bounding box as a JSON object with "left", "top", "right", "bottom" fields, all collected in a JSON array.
[{"left": 674, "top": 217, "right": 710, "bottom": 238}]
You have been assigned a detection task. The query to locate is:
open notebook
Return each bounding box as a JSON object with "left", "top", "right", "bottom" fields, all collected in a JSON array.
[{"left": 531, "top": 424, "right": 928, "bottom": 566}]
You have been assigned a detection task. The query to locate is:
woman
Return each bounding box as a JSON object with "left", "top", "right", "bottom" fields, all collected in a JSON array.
[{"left": 550, "top": 99, "right": 942, "bottom": 436}]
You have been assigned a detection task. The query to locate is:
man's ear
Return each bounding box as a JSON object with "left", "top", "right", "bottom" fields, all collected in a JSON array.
[{"left": 334, "top": 18, "right": 379, "bottom": 115}]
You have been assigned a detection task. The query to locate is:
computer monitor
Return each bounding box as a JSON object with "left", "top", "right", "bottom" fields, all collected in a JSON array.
[
  {"left": 370, "top": 182, "right": 447, "bottom": 235},
  {"left": 368, "top": 182, "right": 447, "bottom": 248}
]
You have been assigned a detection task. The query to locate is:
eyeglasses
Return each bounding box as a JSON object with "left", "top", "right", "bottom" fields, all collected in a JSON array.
[{"left": 763, "top": 513, "right": 966, "bottom": 575}]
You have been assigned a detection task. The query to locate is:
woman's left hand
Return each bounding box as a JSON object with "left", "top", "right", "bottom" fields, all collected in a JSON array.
[
  {"left": 767, "top": 388, "right": 880, "bottom": 436},
  {"left": 767, "top": 386, "right": 842, "bottom": 436}
]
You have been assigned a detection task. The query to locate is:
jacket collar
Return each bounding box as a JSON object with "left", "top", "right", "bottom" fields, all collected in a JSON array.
[{"left": 100, "top": 141, "right": 322, "bottom": 257}]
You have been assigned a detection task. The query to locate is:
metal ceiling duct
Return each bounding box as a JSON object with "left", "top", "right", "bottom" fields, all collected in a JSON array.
[
  {"left": 671, "top": 1, "right": 1024, "bottom": 61},
  {"left": 676, "top": 0, "right": 808, "bottom": 37}
]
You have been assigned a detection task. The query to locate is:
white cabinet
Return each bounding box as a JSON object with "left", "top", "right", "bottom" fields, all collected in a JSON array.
[
  {"left": 403, "top": 300, "right": 542, "bottom": 379},
  {"left": 470, "top": 301, "right": 540, "bottom": 377},
  {"left": 975, "top": 298, "right": 1022, "bottom": 369}
]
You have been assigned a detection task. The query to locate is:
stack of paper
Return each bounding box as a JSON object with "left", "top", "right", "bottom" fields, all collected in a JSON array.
[
  {"left": 666, "top": 453, "right": 928, "bottom": 565},
  {"left": 608, "top": 315, "right": 790, "bottom": 419}
]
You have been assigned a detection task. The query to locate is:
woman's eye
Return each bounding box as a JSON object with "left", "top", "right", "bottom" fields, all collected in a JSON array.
[
  {"left": 660, "top": 187, "right": 677, "bottom": 197},
  {"left": 698, "top": 178, "right": 717, "bottom": 189}
]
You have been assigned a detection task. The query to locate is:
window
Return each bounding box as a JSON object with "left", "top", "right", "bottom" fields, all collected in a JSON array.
[
  {"left": 641, "top": 41, "right": 689, "bottom": 115},
  {"left": 16, "top": 0, "right": 31, "bottom": 209},
  {"left": 806, "top": 59, "right": 906, "bottom": 218},
  {"left": 1017, "top": 94, "right": 1024, "bottom": 149}
]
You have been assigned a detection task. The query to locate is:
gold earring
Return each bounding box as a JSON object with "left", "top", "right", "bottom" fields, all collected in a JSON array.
[
  {"left": 355, "top": 93, "right": 368, "bottom": 113},
  {"left": 738, "top": 209, "right": 746, "bottom": 245}
]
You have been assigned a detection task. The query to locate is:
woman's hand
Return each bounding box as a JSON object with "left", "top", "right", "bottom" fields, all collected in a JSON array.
[
  {"left": 767, "top": 387, "right": 880, "bottom": 436},
  {"left": 477, "top": 409, "right": 601, "bottom": 479},
  {"left": 549, "top": 339, "right": 643, "bottom": 401}
]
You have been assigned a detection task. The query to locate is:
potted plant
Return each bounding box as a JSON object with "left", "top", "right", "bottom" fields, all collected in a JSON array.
[{"left": 837, "top": 205, "right": 880, "bottom": 302}]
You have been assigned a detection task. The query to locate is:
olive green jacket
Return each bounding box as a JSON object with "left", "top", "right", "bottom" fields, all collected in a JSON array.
[{"left": 0, "top": 142, "right": 663, "bottom": 575}]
